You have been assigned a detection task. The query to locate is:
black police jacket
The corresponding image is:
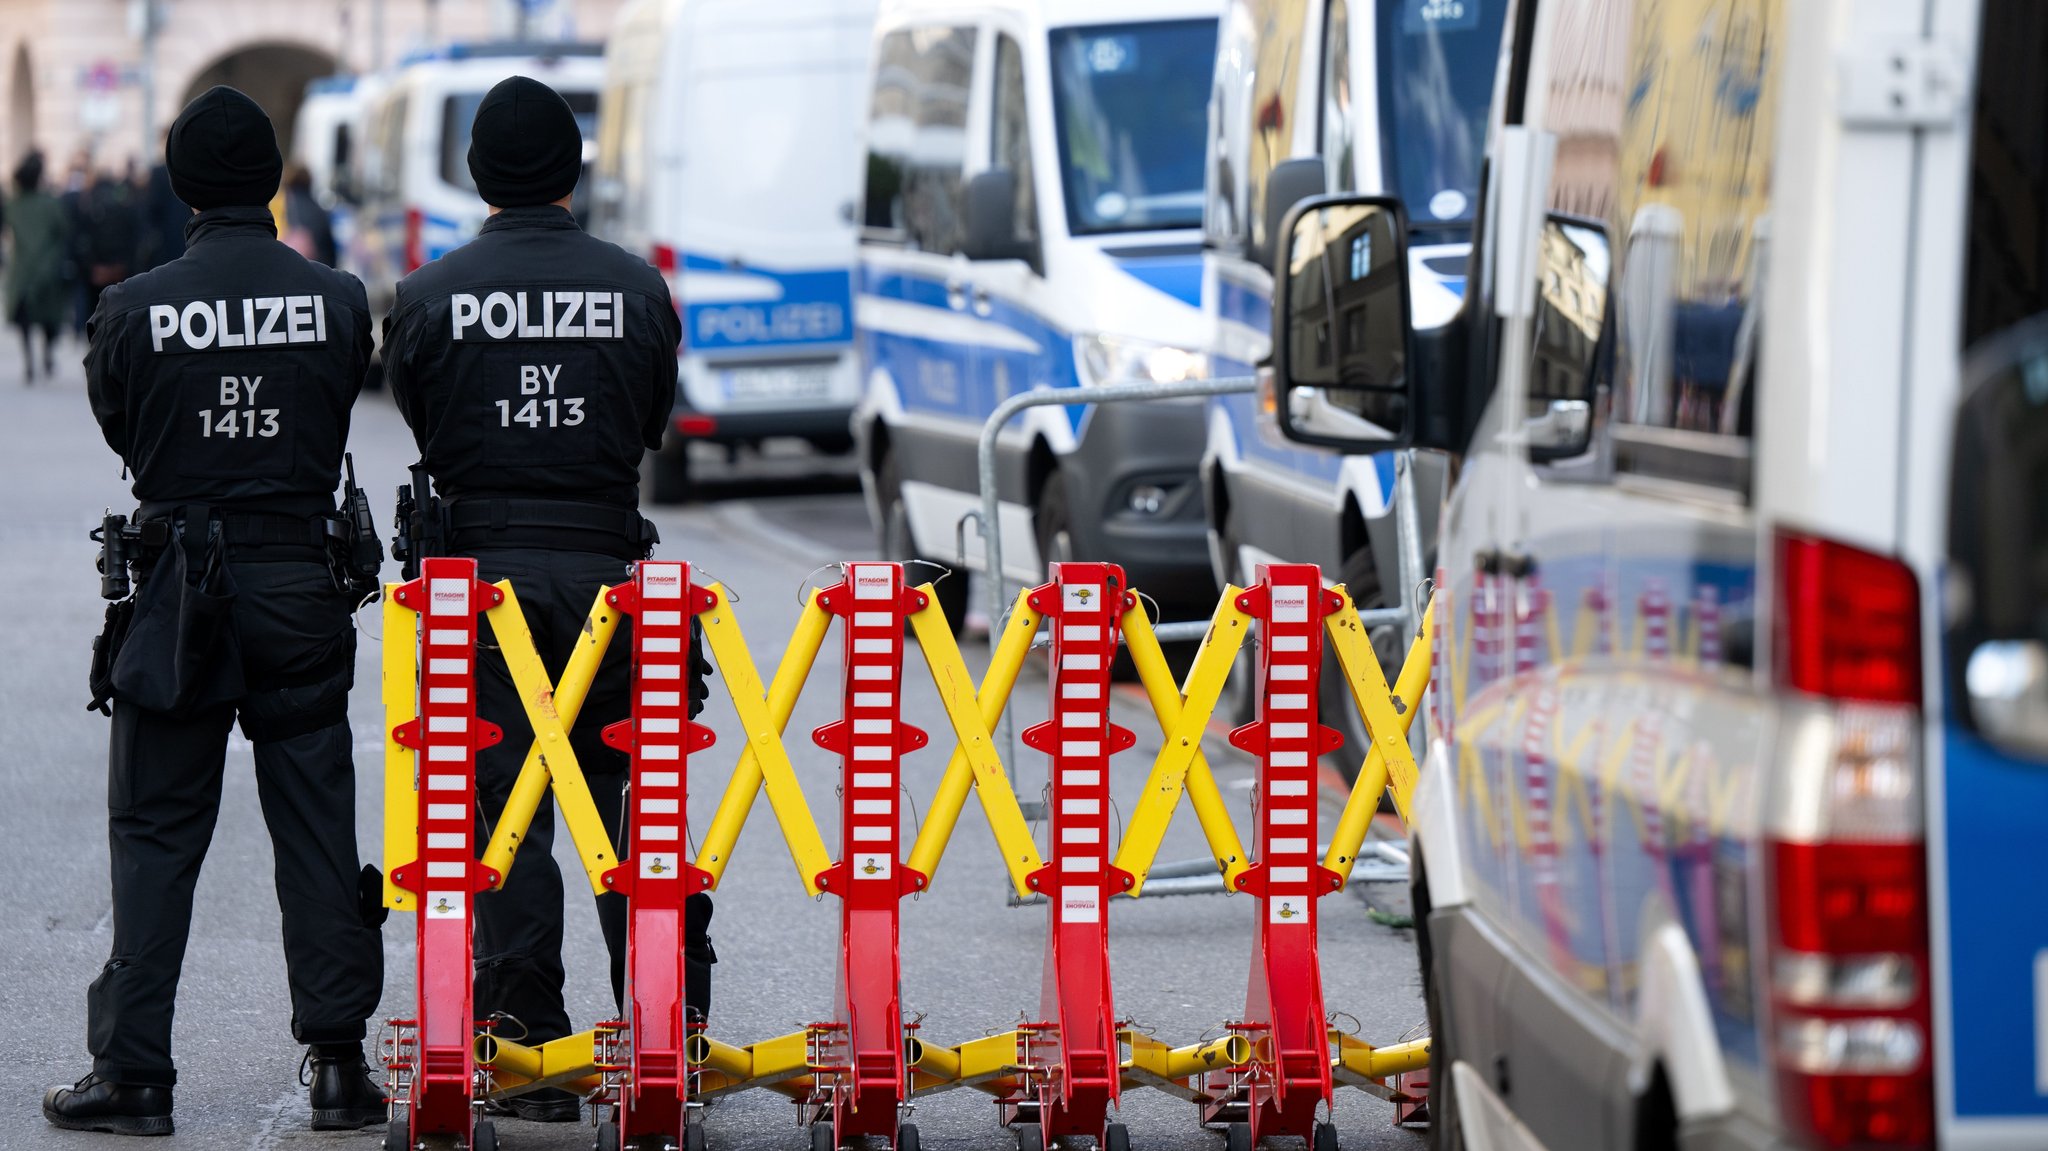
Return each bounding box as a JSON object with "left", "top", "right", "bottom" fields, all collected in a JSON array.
[
  {"left": 383, "top": 205, "right": 681, "bottom": 511},
  {"left": 86, "top": 205, "right": 373, "bottom": 518}
]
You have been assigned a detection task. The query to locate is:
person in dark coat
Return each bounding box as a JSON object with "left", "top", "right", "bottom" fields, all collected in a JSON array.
[
  {"left": 78, "top": 167, "right": 141, "bottom": 322},
  {"left": 280, "top": 162, "right": 337, "bottom": 266},
  {"left": 6, "top": 152, "right": 70, "bottom": 382},
  {"left": 137, "top": 158, "right": 188, "bottom": 271}
]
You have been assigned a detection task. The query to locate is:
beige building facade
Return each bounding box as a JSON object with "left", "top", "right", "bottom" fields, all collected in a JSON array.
[{"left": 0, "top": 0, "right": 623, "bottom": 177}]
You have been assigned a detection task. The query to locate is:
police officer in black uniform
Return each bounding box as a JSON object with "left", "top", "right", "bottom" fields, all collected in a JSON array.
[
  {"left": 45, "top": 87, "right": 386, "bottom": 1136},
  {"left": 383, "top": 76, "right": 704, "bottom": 1124}
]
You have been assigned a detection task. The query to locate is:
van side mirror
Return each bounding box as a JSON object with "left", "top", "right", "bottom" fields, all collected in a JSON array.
[
  {"left": 963, "top": 168, "right": 1035, "bottom": 265},
  {"left": 1269, "top": 194, "right": 1414, "bottom": 452},
  {"left": 1253, "top": 157, "right": 1327, "bottom": 271}
]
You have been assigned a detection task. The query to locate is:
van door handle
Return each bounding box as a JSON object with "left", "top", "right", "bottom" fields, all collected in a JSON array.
[
  {"left": 945, "top": 280, "right": 969, "bottom": 311},
  {"left": 1476, "top": 549, "right": 1538, "bottom": 578}
]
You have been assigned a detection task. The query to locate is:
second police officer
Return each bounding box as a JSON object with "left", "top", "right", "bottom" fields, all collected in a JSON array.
[{"left": 382, "top": 75, "right": 707, "bottom": 1123}]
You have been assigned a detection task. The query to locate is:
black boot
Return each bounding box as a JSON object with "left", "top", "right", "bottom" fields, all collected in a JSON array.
[
  {"left": 304, "top": 1048, "right": 387, "bottom": 1131},
  {"left": 486, "top": 1086, "right": 581, "bottom": 1122},
  {"left": 42, "top": 1072, "right": 173, "bottom": 1136}
]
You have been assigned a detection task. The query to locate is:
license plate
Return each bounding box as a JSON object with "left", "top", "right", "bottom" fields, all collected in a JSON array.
[{"left": 715, "top": 363, "right": 836, "bottom": 406}]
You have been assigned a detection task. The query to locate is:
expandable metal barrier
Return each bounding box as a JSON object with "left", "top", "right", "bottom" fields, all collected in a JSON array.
[{"left": 381, "top": 553, "right": 1435, "bottom": 1151}]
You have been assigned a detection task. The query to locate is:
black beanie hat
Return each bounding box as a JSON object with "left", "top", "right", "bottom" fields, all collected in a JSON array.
[
  {"left": 467, "top": 76, "right": 582, "bottom": 208},
  {"left": 166, "top": 86, "right": 282, "bottom": 210}
]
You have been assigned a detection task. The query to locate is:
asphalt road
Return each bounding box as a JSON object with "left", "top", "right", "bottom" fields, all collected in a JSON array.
[{"left": 0, "top": 353, "right": 1426, "bottom": 1151}]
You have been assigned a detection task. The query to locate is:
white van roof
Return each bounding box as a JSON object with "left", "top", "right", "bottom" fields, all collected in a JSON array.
[{"left": 877, "top": 0, "right": 1222, "bottom": 33}]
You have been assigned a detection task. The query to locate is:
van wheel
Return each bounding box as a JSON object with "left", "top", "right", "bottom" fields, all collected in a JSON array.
[
  {"left": 1215, "top": 507, "right": 1257, "bottom": 726},
  {"left": 878, "top": 449, "right": 967, "bottom": 634},
  {"left": 1324, "top": 545, "right": 1402, "bottom": 786},
  {"left": 1033, "top": 470, "right": 1074, "bottom": 573},
  {"left": 648, "top": 440, "right": 693, "bottom": 505},
  {"left": 1415, "top": 851, "right": 1462, "bottom": 1151}
]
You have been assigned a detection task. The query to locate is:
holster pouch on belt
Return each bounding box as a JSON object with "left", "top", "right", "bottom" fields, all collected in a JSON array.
[
  {"left": 110, "top": 512, "right": 245, "bottom": 715},
  {"left": 86, "top": 598, "right": 135, "bottom": 715}
]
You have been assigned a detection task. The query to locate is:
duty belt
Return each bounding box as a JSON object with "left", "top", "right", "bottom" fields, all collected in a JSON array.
[
  {"left": 444, "top": 498, "right": 658, "bottom": 560},
  {"left": 142, "top": 509, "right": 337, "bottom": 562}
]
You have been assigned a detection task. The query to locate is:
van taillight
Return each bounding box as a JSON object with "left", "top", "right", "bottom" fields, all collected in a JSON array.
[
  {"left": 1768, "top": 530, "right": 1932, "bottom": 1148},
  {"left": 403, "top": 207, "right": 425, "bottom": 274},
  {"left": 651, "top": 244, "right": 677, "bottom": 274}
]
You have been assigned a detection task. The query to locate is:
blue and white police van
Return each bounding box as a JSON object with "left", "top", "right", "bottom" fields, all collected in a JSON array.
[
  {"left": 1258, "top": 0, "right": 2048, "bottom": 1147},
  {"left": 851, "top": 0, "right": 1223, "bottom": 625},
  {"left": 594, "top": 0, "right": 880, "bottom": 502}
]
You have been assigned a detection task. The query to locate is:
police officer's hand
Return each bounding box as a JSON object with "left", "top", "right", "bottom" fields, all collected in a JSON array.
[{"left": 689, "top": 622, "right": 713, "bottom": 719}]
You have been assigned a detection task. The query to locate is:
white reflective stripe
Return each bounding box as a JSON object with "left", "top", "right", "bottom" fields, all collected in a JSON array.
[
  {"left": 1271, "top": 780, "right": 1310, "bottom": 796},
  {"left": 429, "top": 578, "right": 468, "bottom": 615},
  {"left": 429, "top": 630, "right": 467, "bottom": 646},
  {"left": 854, "top": 692, "right": 893, "bottom": 708},
  {"left": 854, "top": 638, "right": 893, "bottom": 654},
  {"left": 853, "top": 746, "right": 891, "bottom": 761},
  {"left": 644, "top": 772, "right": 680, "bottom": 788},
  {"left": 429, "top": 658, "right": 468, "bottom": 675},
  {"left": 853, "top": 773, "right": 892, "bottom": 789},
  {"left": 853, "top": 799, "right": 893, "bottom": 815},
  {"left": 853, "top": 666, "right": 892, "bottom": 681},
  {"left": 427, "top": 687, "right": 467, "bottom": 704},
  {"left": 642, "top": 664, "right": 682, "bottom": 680},
  {"left": 1271, "top": 664, "right": 1309, "bottom": 681},
  {"left": 1270, "top": 866, "right": 1310, "bottom": 884},
  {"left": 641, "top": 798, "right": 680, "bottom": 814},
  {"left": 1061, "top": 856, "right": 1100, "bottom": 872},
  {"left": 640, "top": 826, "right": 680, "bottom": 841},
  {"left": 852, "top": 826, "right": 892, "bottom": 842},
  {"left": 1271, "top": 838, "right": 1310, "bottom": 854},
  {"left": 1271, "top": 722, "right": 1309, "bottom": 740},
  {"left": 1062, "top": 654, "right": 1101, "bottom": 670},
  {"left": 1062, "top": 711, "right": 1102, "bottom": 727},
  {"left": 1271, "top": 751, "right": 1309, "bottom": 767},
  {"left": 1061, "top": 770, "right": 1100, "bottom": 788},
  {"left": 1062, "top": 798, "right": 1099, "bottom": 815},
  {"left": 427, "top": 832, "right": 466, "bottom": 849},
  {"left": 643, "top": 610, "right": 683, "bottom": 626},
  {"left": 427, "top": 803, "right": 467, "bottom": 821},
  {"left": 1061, "top": 741, "right": 1100, "bottom": 757},
  {"left": 427, "top": 775, "right": 465, "bottom": 791},
  {"left": 427, "top": 715, "right": 468, "bottom": 732},
  {"left": 1061, "top": 826, "right": 1101, "bottom": 844},
  {"left": 427, "top": 861, "right": 466, "bottom": 878},
  {"left": 642, "top": 718, "right": 680, "bottom": 734},
  {"left": 1269, "top": 809, "right": 1309, "bottom": 825},
  {"left": 855, "top": 612, "right": 893, "bottom": 627},
  {"left": 1272, "top": 636, "right": 1309, "bottom": 652},
  {"left": 428, "top": 745, "right": 465, "bottom": 761},
  {"left": 1063, "top": 626, "right": 1100, "bottom": 641},
  {"left": 1271, "top": 694, "right": 1309, "bottom": 710},
  {"left": 642, "top": 746, "right": 680, "bottom": 760},
  {"left": 642, "top": 691, "right": 681, "bottom": 708},
  {"left": 642, "top": 636, "right": 683, "bottom": 653},
  {"left": 854, "top": 718, "right": 892, "bottom": 734},
  {"left": 1062, "top": 682, "right": 1101, "bottom": 699}
]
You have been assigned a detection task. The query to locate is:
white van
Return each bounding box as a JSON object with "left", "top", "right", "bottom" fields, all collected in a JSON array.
[
  {"left": 593, "top": 0, "right": 878, "bottom": 502},
  {"left": 292, "top": 74, "right": 380, "bottom": 209},
  {"left": 352, "top": 43, "right": 605, "bottom": 319},
  {"left": 851, "top": 0, "right": 1223, "bottom": 626},
  {"left": 1263, "top": 0, "right": 2048, "bottom": 1148}
]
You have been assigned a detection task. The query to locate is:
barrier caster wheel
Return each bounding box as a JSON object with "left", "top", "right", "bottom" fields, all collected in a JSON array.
[
  {"left": 896, "top": 1123, "right": 921, "bottom": 1151},
  {"left": 1226, "top": 1123, "right": 1253, "bottom": 1151},
  {"left": 1313, "top": 1122, "right": 1339, "bottom": 1151},
  {"left": 471, "top": 1120, "right": 500, "bottom": 1151},
  {"left": 595, "top": 1118, "right": 620, "bottom": 1151},
  {"left": 1014, "top": 1122, "right": 1043, "bottom": 1151},
  {"left": 685, "top": 1122, "right": 707, "bottom": 1151},
  {"left": 1105, "top": 1122, "right": 1131, "bottom": 1151},
  {"left": 809, "top": 1123, "right": 835, "bottom": 1151},
  {"left": 384, "top": 1118, "right": 409, "bottom": 1151}
]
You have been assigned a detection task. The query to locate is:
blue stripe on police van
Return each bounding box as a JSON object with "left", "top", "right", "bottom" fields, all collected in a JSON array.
[{"left": 1113, "top": 255, "right": 1204, "bottom": 308}]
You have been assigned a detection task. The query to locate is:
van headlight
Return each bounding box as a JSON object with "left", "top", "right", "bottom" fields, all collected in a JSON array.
[{"left": 1073, "top": 334, "right": 1207, "bottom": 388}]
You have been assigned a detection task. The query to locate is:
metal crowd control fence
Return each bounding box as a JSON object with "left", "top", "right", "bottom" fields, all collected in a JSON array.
[{"left": 380, "top": 549, "right": 1440, "bottom": 1151}]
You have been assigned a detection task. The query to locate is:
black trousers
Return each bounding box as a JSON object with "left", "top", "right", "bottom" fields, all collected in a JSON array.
[
  {"left": 88, "top": 560, "right": 383, "bottom": 1088},
  {"left": 467, "top": 548, "right": 712, "bottom": 1045}
]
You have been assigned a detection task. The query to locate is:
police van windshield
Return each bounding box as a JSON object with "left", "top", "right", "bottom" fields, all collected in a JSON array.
[
  {"left": 440, "top": 88, "right": 601, "bottom": 193},
  {"left": 1050, "top": 19, "right": 1218, "bottom": 235},
  {"left": 1377, "top": 0, "right": 1509, "bottom": 230}
]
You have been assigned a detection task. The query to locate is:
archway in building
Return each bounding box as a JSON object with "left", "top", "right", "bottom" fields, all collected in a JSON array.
[
  {"left": 180, "top": 42, "right": 338, "bottom": 160},
  {"left": 9, "top": 42, "right": 35, "bottom": 170}
]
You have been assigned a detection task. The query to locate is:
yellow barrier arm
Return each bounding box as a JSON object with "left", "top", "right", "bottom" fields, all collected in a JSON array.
[
  {"left": 484, "top": 583, "right": 619, "bottom": 895},
  {"left": 697, "top": 583, "right": 833, "bottom": 897},
  {"left": 1112, "top": 589, "right": 1253, "bottom": 893},
  {"left": 906, "top": 585, "right": 1043, "bottom": 895},
  {"left": 478, "top": 585, "right": 622, "bottom": 890},
  {"left": 382, "top": 586, "right": 418, "bottom": 912},
  {"left": 1322, "top": 590, "right": 1434, "bottom": 882}
]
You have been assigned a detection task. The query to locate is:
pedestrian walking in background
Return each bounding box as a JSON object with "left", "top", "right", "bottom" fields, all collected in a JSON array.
[
  {"left": 280, "top": 162, "right": 336, "bottom": 266},
  {"left": 7, "top": 151, "right": 70, "bottom": 383},
  {"left": 79, "top": 165, "right": 140, "bottom": 322},
  {"left": 61, "top": 152, "right": 88, "bottom": 335},
  {"left": 136, "top": 153, "right": 188, "bottom": 271}
]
